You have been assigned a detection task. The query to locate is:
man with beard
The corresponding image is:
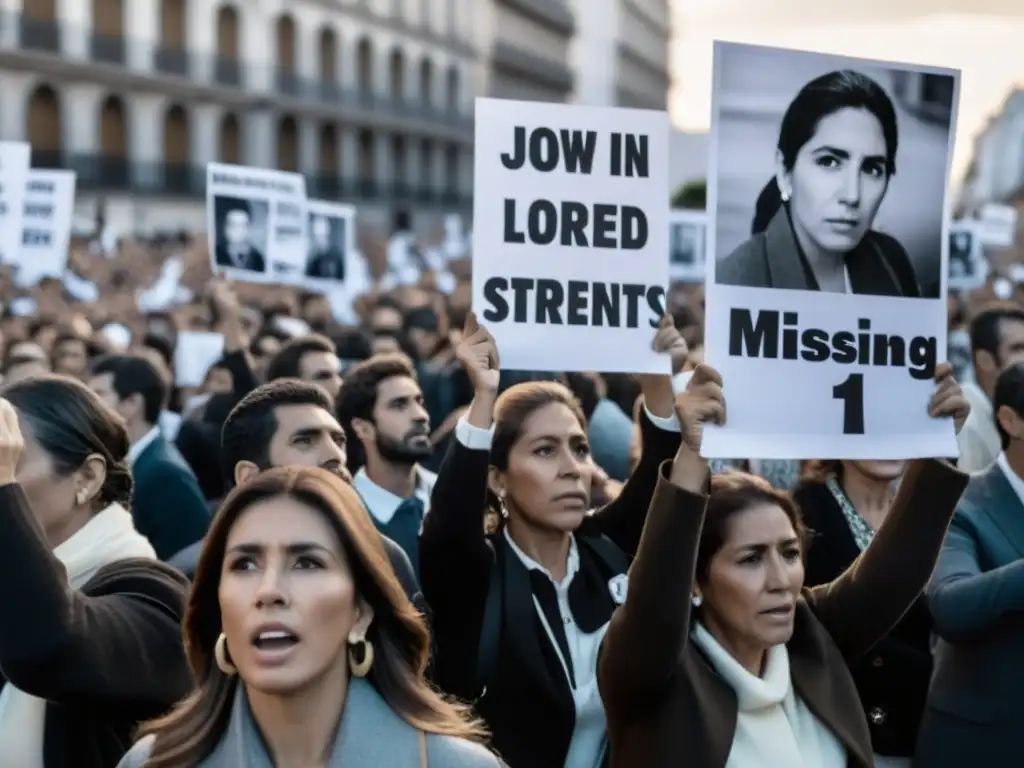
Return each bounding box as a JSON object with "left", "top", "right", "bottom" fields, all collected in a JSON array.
[
  {"left": 337, "top": 353, "right": 434, "bottom": 576},
  {"left": 167, "top": 379, "right": 425, "bottom": 616}
]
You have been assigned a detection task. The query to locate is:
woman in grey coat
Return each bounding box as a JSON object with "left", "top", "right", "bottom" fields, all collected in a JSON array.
[{"left": 118, "top": 467, "right": 504, "bottom": 768}]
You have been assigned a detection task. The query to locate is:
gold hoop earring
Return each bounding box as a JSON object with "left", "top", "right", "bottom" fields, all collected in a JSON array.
[
  {"left": 214, "top": 633, "right": 237, "bottom": 676},
  {"left": 498, "top": 490, "right": 509, "bottom": 519},
  {"left": 348, "top": 637, "right": 374, "bottom": 678}
]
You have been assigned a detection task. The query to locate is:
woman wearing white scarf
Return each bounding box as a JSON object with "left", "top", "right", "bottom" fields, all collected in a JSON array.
[
  {"left": 0, "top": 376, "right": 190, "bottom": 768},
  {"left": 599, "top": 362, "right": 972, "bottom": 768}
]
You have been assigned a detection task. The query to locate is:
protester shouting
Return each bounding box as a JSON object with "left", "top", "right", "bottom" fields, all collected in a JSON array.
[
  {"left": 796, "top": 459, "right": 927, "bottom": 768},
  {"left": 0, "top": 379, "right": 190, "bottom": 768},
  {"left": 599, "top": 362, "right": 971, "bottom": 768},
  {"left": 420, "top": 312, "right": 686, "bottom": 768},
  {"left": 120, "top": 467, "right": 504, "bottom": 768}
]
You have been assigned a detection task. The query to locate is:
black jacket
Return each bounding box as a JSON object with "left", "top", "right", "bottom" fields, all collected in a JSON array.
[
  {"left": 420, "top": 409, "right": 680, "bottom": 768},
  {"left": 717, "top": 206, "right": 924, "bottom": 298},
  {"left": 795, "top": 478, "right": 932, "bottom": 757},
  {"left": 0, "top": 483, "right": 191, "bottom": 768}
]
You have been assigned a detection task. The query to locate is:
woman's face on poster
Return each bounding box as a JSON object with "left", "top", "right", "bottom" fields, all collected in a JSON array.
[{"left": 779, "top": 106, "right": 890, "bottom": 255}]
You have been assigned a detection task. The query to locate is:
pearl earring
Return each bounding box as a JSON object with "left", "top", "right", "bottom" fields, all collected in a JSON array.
[
  {"left": 498, "top": 490, "right": 509, "bottom": 518},
  {"left": 691, "top": 594, "right": 703, "bottom": 608},
  {"left": 781, "top": 190, "right": 791, "bottom": 203}
]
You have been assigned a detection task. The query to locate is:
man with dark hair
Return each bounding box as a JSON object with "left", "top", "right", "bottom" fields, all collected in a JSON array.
[
  {"left": 51, "top": 331, "right": 90, "bottom": 379},
  {"left": 960, "top": 304, "right": 1024, "bottom": 471},
  {"left": 2, "top": 342, "right": 49, "bottom": 384},
  {"left": 89, "top": 354, "right": 209, "bottom": 560},
  {"left": 167, "top": 379, "right": 424, "bottom": 613},
  {"left": 919, "top": 361, "right": 1024, "bottom": 765},
  {"left": 214, "top": 201, "right": 265, "bottom": 272},
  {"left": 266, "top": 333, "right": 343, "bottom": 399},
  {"left": 337, "top": 353, "right": 434, "bottom": 574}
]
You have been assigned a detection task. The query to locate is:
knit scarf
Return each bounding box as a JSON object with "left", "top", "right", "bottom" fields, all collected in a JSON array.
[
  {"left": 0, "top": 503, "right": 157, "bottom": 768},
  {"left": 691, "top": 622, "right": 847, "bottom": 768}
]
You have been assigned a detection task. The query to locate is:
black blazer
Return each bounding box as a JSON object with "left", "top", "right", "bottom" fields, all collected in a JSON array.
[
  {"left": 915, "top": 463, "right": 1024, "bottom": 767},
  {"left": 306, "top": 249, "right": 345, "bottom": 279},
  {"left": 794, "top": 479, "right": 932, "bottom": 757},
  {"left": 131, "top": 433, "right": 211, "bottom": 560},
  {"left": 420, "top": 409, "right": 681, "bottom": 768},
  {"left": 215, "top": 244, "right": 265, "bottom": 273},
  {"left": 0, "top": 483, "right": 191, "bottom": 768},
  {"left": 716, "top": 207, "right": 922, "bottom": 297}
]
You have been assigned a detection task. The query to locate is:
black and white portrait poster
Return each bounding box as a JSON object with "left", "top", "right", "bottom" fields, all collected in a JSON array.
[
  {"left": 206, "top": 162, "right": 308, "bottom": 285},
  {"left": 304, "top": 199, "right": 355, "bottom": 290},
  {"left": 670, "top": 209, "right": 707, "bottom": 283},
  {"left": 472, "top": 97, "right": 670, "bottom": 373},
  {"left": 0, "top": 141, "right": 30, "bottom": 267},
  {"left": 15, "top": 169, "right": 76, "bottom": 287},
  {"left": 702, "top": 41, "right": 960, "bottom": 460},
  {"left": 948, "top": 220, "right": 986, "bottom": 292}
]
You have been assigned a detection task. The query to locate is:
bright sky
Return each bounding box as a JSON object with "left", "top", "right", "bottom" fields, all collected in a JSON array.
[{"left": 669, "top": 4, "right": 1024, "bottom": 184}]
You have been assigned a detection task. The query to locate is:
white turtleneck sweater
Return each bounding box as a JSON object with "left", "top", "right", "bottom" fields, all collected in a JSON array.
[{"left": 691, "top": 623, "right": 847, "bottom": 768}]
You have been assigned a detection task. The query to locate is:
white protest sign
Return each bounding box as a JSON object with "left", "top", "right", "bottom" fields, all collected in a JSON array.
[
  {"left": 977, "top": 203, "right": 1016, "bottom": 248},
  {"left": 175, "top": 331, "right": 225, "bottom": 388},
  {"left": 0, "top": 142, "right": 31, "bottom": 266},
  {"left": 670, "top": 209, "right": 707, "bottom": 283},
  {"left": 206, "top": 162, "right": 308, "bottom": 284},
  {"left": 472, "top": 97, "right": 670, "bottom": 373},
  {"left": 947, "top": 220, "right": 987, "bottom": 293},
  {"left": 702, "top": 41, "right": 959, "bottom": 460},
  {"left": 15, "top": 169, "right": 76, "bottom": 287},
  {"left": 303, "top": 199, "right": 355, "bottom": 292}
]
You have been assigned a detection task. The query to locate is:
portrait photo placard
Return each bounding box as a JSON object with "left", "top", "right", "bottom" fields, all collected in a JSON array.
[
  {"left": 0, "top": 141, "right": 31, "bottom": 266},
  {"left": 15, "top": 169, "right": 76, "bottom": 286},
  {"left": 702, "top": 41, "right": 960, "bottom": 460},
  {"left": 303, "top": 199, "right": 355, "bottom": 291},
  {"left": 472, "top": 97, "right": 670, "bottom": 373},
  {"left": 948, "top": 220, "right": 987, "bottom": 293},
  {"left": 206, "top": 163, "right": 308, "bottom": 285},
  {"left": 670, "top": 209, "right": 707, "bottom": 283}
]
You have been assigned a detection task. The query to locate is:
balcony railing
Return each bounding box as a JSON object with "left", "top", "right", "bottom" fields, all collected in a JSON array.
[
  {"left": 90, "top": 32, "right": 125, "bottom": 65},
  {"left": 19, "top": 16, "right": 60, "bottom": 52},
  {"left": 1, "top": 12, "right": 474, "bottom": 130},
  {"left": 154, "top": 46, "right": 189, "bottom": 77}
]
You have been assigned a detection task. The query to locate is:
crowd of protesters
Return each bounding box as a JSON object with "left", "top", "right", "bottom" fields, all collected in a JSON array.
[{"left": 0, "top": 226, "right": 1022, "bottom": 768}]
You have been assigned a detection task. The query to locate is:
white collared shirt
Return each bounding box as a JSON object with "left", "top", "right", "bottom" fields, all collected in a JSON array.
[
  {"left": 127, "top": 425, "right": 161, "bottom": 467},
  {"left": 353, "top": 466, "right": 436, "bottom": 526},
  {"left": 996, "top": 452, "right": 1024, "bottom": 508}
]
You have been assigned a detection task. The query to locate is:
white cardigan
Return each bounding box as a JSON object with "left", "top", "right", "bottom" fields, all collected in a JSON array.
[{"left": 691, "top": 623, "right": 847, "bottom": 768}]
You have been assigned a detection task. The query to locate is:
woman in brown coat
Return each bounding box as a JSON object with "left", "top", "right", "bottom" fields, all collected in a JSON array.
[{"left": 598, "top": 362, "right": 970, "bottom": 768}]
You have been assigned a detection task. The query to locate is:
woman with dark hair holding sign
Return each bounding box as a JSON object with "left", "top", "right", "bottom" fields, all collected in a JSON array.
[
  {"left": 718, "top": 69, "right": 921, "bottom": 298},
  {"left": 420, "top": 312, "right": 686, "bottom": 768},
  {"left": 597, "top": 362, "right": 970, "bottom": 768}
]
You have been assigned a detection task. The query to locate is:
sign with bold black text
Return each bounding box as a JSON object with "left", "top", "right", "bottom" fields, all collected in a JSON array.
[
  {"left": 14, "top": 169, "right": 76, "bottom": 286},
  {"left": 702, "top": 42, "right": 960, "bottom": 459},
  {"left": 472, "top": 98, "right": 670, "bottom": 373},
  {"left": 0, "top": 142, "right": 30, "bottom": 267}
]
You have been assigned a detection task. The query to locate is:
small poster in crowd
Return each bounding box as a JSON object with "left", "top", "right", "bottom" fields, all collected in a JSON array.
[
  {"left": 0, "top": 141, "right": 31, "bottom": 266},
  {"left": 303, "top": 199, "right": 355, "bottom": 291},
  {"left": 702, "top": 41, "right": 960, "bottom": 460},
  {"left": 206, "top": 162, "right": 308, "bottom": 285},
  {"left": 670, "top": 209, "right": 707, "bottom": 283},
  {"left": 472, "top": 97, "right": 670, "bottom": 373},
  {"left": 15, "top": 169, "right": 76, "bottom": 286},
  {"left": 175, "top": 331, "right": 226, "bottom": 388},
  {"left": 948, "top": 220, "right": 986, "bottom": 292},
  {"left": 977, "top": 203, "right": 1016, "bottom": 248}
]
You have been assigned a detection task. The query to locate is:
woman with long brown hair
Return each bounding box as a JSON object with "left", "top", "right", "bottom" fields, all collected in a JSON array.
[{"left": 118, "top": 467, "right": 502, "bottom": 768}]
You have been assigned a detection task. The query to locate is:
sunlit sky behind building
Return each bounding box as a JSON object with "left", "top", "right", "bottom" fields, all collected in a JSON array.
[{"left": 669, "top": 1, "right": 1024, "bottom": 183}]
